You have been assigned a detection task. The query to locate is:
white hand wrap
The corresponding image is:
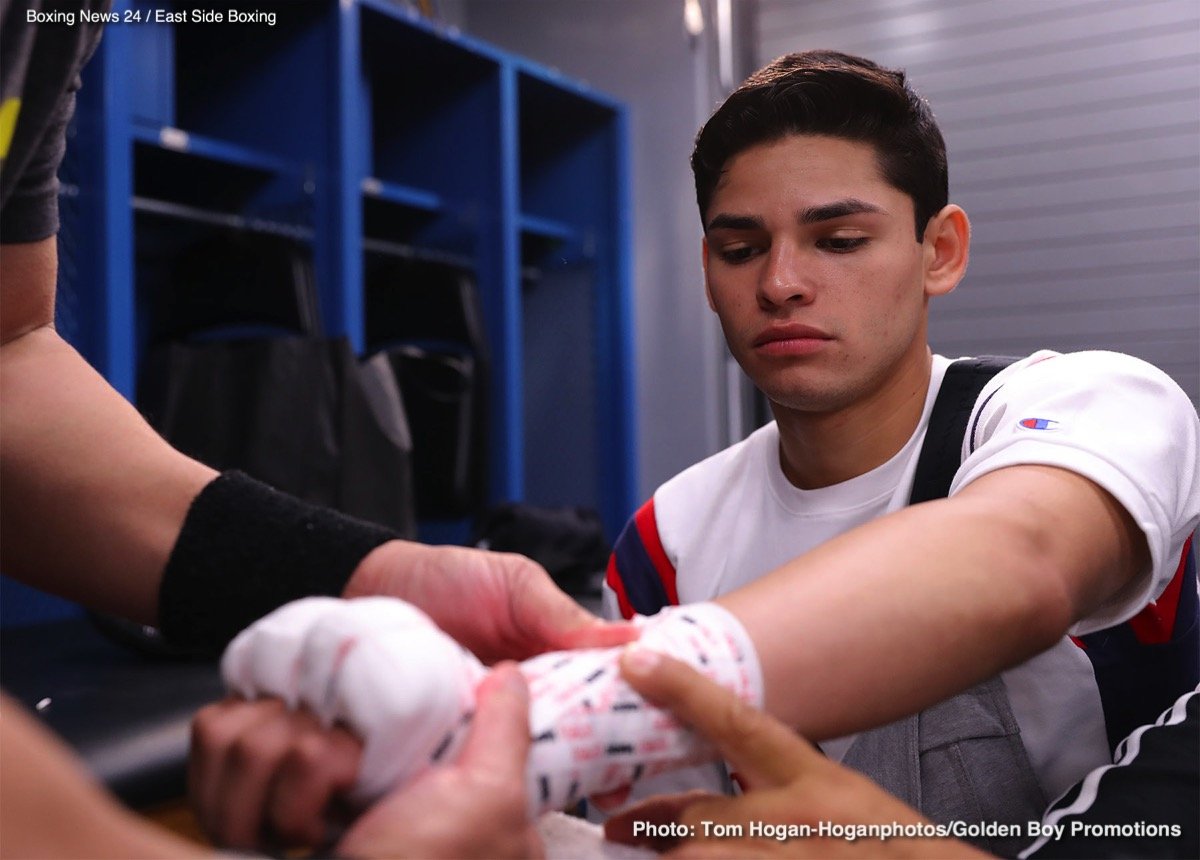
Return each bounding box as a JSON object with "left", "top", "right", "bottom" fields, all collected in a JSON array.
[
  {"left": 221, "top": 597, "right": 486, "bottom": 801},
  {"left": 522, "top": 603, "right": 761, "bottom": 813},
  {"left": 221, "top": 598, "right": 762, "bottom": 814}
]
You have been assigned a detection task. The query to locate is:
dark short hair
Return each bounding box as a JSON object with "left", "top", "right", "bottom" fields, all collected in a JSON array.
[{"left": 691, "top": 50, "right": 947, "bottom": 240}]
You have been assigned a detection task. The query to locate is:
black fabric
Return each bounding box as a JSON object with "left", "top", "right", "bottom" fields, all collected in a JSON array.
[
  {"left": 1025, "top": 690, "right": 1199, "bottom": 859},
  {"left": 0, "top": 0, "right": 108, "bottom": 241},
  {"left": 158, "top": 470, "right": 398, "bottom": 655},
  {"left": 474, "top": 503, "right": 610, "bottom": 593},
  {"left": 342, "top": 350, "right": 418, "bottom": 534},
  {"left": 145, "top": 233, "right": 323, "bottom": 343},
  {"left": 385, "top": 346, "right": 480, "bottom": 517},
  {"left": 366, "top": 258, "right": 490, "bottom": 518},
  {"left": 139, "top": 335, "right": 417, "bottom": 537},
  {"left": 909, "top": 357, "right": 1017, "bottom": 504},
  {"left": 365, "top": 257, "right": 488, "bottom": 346}
]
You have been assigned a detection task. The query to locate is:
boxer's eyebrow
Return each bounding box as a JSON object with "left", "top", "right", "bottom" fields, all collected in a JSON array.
[
  {"left": 706, "top": 213, "right": 763, "bottom": 232},
  {"left": 705, "top": 199, "right": 885, "bottom": 233},
  {"left": 799, "top": 198, "right": 884, "bottom": 223}
]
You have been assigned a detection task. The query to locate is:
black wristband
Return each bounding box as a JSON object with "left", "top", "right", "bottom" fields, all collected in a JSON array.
[{"left": 158, "top": 471, "right": 399, "bottom": 655}]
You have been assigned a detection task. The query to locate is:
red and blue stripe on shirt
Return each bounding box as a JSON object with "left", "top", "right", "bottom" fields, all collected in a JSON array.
[
  {"left": 605, "top": 498, "right": 678, "bottom": 619},
  {"left": 1074, "top": 535, "right": 1198, "bottom": 752}
]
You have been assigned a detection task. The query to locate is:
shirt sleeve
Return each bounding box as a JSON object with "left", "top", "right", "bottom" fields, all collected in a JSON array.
[
  {"left": 1, "top": 84, "right": 71, "bottom": 242},
  {"left": 603, "top": 498, "right": 679, "bottom": 620},
  {"left": 950, "top": 351, "right": 1200, "bottom": 634},
  {"left": 1, "top": 14, "right": 106, "bottom": 243}
]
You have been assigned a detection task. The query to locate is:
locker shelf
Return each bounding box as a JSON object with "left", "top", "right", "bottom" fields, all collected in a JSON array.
[{"left": 57, "top": 0, "right": 637, "bottom": 554}]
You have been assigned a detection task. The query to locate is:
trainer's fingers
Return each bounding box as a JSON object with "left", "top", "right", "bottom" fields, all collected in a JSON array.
[
  {"left": 620, "top": 649, "right": 825, "bottom": 789},
  {"left": 516, "top": 575, "right": 640, "bottom": 655},
  {"left": 455, "top": 663, "right": 531, "bottom": 781},
  {"left": 588, "top": 784, "right": 633, "bottom": 813},
  {"left": 603, "top": 790, "right": 718, "bottom": 847},
  {"left": 676, "top": 791, "right": 779, "bottom": 831},
  {"left": 672, "top": 793, "right": 805, "bottom": 858},
  {"left": 557, "top": 619, "right": 641, "bottom": 651},
  {"left": 669, "top": 837, "right": 787, "bottom": 859}
]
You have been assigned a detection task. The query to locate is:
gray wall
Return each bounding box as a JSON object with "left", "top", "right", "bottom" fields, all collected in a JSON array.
[
  {"left": 758, "top": 0, "right": 1200, "bottom": 404},
  {"left": 461, "top": 0, "right": 729, "bottom": 500}
]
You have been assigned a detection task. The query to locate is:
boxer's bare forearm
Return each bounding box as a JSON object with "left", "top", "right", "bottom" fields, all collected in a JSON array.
[{"left": 718, "top": 464, "right": 1146, "bottom": 739}]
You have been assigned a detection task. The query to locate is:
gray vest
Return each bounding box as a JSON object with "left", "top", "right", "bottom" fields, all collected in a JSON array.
[{"left": 842, "top": 676, "right": 1047, "bottom": 858}]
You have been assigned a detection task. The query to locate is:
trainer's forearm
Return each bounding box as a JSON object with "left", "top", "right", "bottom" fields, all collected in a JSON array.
[
  {"left": 717, "top": 465, "right": 1144, "bottom": 739},
  {"left": 0, "top": 327, "right": 216, "bottom": 624},
  {"left": 1, "top": 695, "right": 203, "bottom": 859}
]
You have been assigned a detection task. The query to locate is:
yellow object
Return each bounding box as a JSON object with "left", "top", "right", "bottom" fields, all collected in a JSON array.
[{"left": 0, "top": 97, "right": 21, "bottom": 161}]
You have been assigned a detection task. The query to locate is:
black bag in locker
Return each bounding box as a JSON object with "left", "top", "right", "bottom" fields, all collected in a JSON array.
[
  {"left": 342, "top": 350, "right": 418, "bottom": 535},
  {"left": 137, "top": 231, "right": 416, "bottom": 535},
  {"left": 139, "top": 336, "right": 417, "bottom": 539},
  {"left": 472, "top": 503, "right": 610, "bottom": 597},
  {"left": 144, "top": 233, "right": 323, "bottom": 344},
  {"left": 365, "top": 257, "right": 487, "bottom": 348},
  {"left": 386, "top": 345, "right": 478, "bottom": 518},
  {"left": 366, "top": 258, "right": 489, "bottom": 519}
]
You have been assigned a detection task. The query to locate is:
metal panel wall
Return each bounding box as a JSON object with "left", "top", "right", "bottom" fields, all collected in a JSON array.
[
  {"left": 463, "top": 0, "right": 731, "bottom": 499},
  {"left": 758, "top": 0, "right": 1199, "bottom": 403}
]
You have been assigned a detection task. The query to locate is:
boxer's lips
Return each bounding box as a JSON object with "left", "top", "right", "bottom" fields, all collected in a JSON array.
[{"left": 752, "top": 323, "right": 832, "bottom": 356}]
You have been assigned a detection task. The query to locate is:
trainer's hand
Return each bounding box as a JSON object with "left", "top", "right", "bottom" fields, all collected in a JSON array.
[
  {"left": 336, "top": 663, "right": 543, "bottom": 859},
  {"left": 189, "top": 697, "right": 361, "bottom": 851},
  {"left": 344, "top": 540, "right": 635, "bottom": 662},
  {"left": 606, "top": 650, "right": 986, "bottom": 859}
]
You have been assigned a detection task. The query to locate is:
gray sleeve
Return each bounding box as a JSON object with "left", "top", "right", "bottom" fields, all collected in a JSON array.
[
  {"left": 0, "top": 74, "right": 73, "bottom": 242},
  {"left": 0, "top": 10, "right": 106, "bottom": 243}
]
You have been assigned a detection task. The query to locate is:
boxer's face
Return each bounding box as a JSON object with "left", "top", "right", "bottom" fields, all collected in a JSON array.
[{"left": 701, "top": 134, "right": 945, "bottom": 416}]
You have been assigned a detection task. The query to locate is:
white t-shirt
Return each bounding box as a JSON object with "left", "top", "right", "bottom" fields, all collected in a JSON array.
[{"left": 603, "top": 350, "right": 1200, "bottom": 803}]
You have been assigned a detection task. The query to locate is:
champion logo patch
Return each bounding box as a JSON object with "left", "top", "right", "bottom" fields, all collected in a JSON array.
[{"left": 1018, "top": 417, "right": 1060, "bottom": 431}]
